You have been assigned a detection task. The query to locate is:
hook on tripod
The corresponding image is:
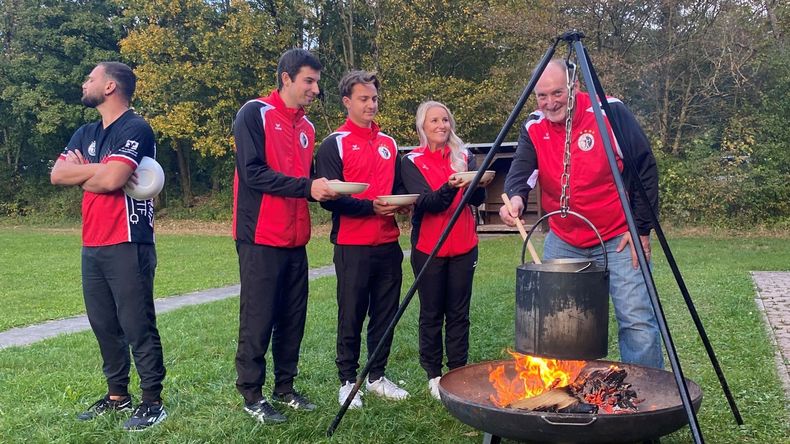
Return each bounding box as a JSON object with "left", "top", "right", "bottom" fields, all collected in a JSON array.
[{"left": 559, "top": 30, "right": 585, "bottom": 42}]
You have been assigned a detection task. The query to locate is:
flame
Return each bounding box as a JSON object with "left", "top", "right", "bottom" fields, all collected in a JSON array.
[{"left": 488, "top": 351, "right": 586, "bottom": 408}]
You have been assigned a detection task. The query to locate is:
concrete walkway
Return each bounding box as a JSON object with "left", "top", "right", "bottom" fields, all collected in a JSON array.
[
  {"left": 0, "top": 263, "right": 338, "bottom": 350},
  {"left": 752, "top": 272, "right": 790, "bottom": 399}
]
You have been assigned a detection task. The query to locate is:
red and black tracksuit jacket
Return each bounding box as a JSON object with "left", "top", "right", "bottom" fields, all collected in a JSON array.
[
  {"left": 314, "top": 118, "right": 405, "bottom": 245},
  {"left": 315, "top": 118, "right": 406, "bottom": 383},
  {"left": 231, "top": 89, "right": 316, "bottom": 402},
  {"left": 401, "top": 145, "right": 485, "bottom": 256},
  {"left": 401, "top": 145, "right": 485, "bottom": 379},
  {"left": 232, "top": 90, "right": 315, "bottom": 247},
  {"left": 505, "top": 92, "right": 659, "bottom": 248}
]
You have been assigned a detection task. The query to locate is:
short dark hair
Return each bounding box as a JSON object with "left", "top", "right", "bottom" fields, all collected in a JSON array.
[
  {"left": 277, "top": 49, "right": 322, "bottom": 90},
  {"left": 338, "top": 70, "right": 380, "bottom": 99},
  {"left": 99, "top": 62, "right": 136, "bottom": 102}
]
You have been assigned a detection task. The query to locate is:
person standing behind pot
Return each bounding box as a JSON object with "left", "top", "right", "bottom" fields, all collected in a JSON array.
[
  {"left": 232, "top": 48, "right": 339, "bottom": 424},
  {"left": 315, "top": 70, "right": 410, "bottom": 409},
  {"left": 401, "top": 101, "right": 491, "bottom": 399},
  {"left": 499, "top": 59, "right": 663, "bottom": 369}
]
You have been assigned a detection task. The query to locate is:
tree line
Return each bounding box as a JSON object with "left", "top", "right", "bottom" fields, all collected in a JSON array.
[{"left": 1, "top": 0, "right": 787, "bottom": 225}]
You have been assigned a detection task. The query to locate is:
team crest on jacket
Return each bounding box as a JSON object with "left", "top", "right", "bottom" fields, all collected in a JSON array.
[
  {"left": 577, "top": 130, "right": 595, "bottom": 152},
  {"left": 87, "top": 141, "right": 96, "bottom": 156},
  {"left": 378, "top": 145, "right": 391, "bottom": 160},
  {"left": 299, "top": 131, "right": 309, "bottom": 149}
]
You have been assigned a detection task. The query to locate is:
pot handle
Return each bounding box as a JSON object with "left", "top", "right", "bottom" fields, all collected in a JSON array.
[
  {"left": 521, "top": 210, "right": 608, "bottom": 272},
  {"left": 540, "top": 415, "right": 598, "bottom": 426}
]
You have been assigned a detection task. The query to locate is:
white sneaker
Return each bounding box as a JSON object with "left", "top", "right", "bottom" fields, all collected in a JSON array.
[
  {"left": 366, "top": 376, "right": 409, "bottom": 400},
  {"left": 428, "top": 376, "right": 441, "bottom": 400},
  {"left": 338, "top": 381, "right": 363, "bottom": 409}
]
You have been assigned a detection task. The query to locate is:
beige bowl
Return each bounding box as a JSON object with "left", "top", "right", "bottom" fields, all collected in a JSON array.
[
  {"left": 450, "top": 170, "right": 495, "bottom": 184},
  {"left": 328, "top": 181, "right": 370, "bottom": 194},
  {"left": 377, "top": 194, "right": 419, "bottom": 206}
]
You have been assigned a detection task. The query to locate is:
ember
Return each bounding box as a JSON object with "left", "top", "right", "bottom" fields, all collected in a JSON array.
[
  {"left": 489, "top": 352, "right": 641, "bottom": 414},
  {"left": 570, "top": 366, "right": 641, "bottom": 414}
]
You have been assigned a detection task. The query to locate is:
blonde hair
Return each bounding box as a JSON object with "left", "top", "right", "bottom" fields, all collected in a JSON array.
[{"left": 415, "top": 101, "right": 467, "bottom": 172}]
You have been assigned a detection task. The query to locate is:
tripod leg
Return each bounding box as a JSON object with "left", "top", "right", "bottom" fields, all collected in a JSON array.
[
  {"left": 571, "top": 38, "right": 704, "bottom": 444},
  {"left": 582, "top": 45, "right": 743, "bottom": 426}
]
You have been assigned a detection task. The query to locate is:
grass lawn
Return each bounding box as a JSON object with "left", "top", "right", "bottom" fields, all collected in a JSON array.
[
  {"left": 0, "top": 231, "right": 789, "bottom": 443},
  {"left": 0, "top": 227, "right": 334, "bottom": 331}
]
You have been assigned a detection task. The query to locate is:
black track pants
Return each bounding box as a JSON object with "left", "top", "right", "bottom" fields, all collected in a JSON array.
[
  {"left": 82, "top": 243, "right": 165, "bottom": 402},
  {"left": 334, "top": 242, "right": 403, "bottom": 383},
  {"left": 410, "top": 247, "right": 477, "bottom": 379},
  {"left": 235, "top": 242, "right": 309, "bottom": 404}
]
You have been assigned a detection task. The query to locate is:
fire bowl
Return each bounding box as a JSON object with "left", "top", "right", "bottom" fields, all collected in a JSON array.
[{"left": 439, "top": 359, "right": 703, "bottom": 443}]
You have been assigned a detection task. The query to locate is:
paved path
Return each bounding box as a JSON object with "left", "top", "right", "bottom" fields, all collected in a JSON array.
[
  {"left": 0, "top": 263, "right": 339, "bottom": 350},
  {"left": 752, "top": 272, "right": 790, "bottom": 399}
]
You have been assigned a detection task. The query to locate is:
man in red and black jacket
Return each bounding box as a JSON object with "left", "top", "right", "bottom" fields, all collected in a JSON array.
[
  {"left": 51, "top": 62, "right": 167, "bottom": 431},
  {"left": 232, "top": 49, "right": 338, "bottom": 424},
  {"left": 500, "top": 59, "right": 663, "bottom": 369},
  {"left": 314, "top": 70, "right": 410, "bottom": 409}
]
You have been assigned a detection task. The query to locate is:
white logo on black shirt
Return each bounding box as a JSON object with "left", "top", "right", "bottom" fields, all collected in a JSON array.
[
  {"left": 124, "top": 140, "right": 139, "bottom": 151},
  {"left": 117, "top": 139, "right": 140, "bottom": 158},
  {"left": 88, "top": 141, "right": 96, "bottom": 156},
  {"left": 128, "top": 200, "right": 152, "bottom": 226}
]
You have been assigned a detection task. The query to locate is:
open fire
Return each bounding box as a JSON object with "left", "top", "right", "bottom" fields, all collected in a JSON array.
[{"left": 488, "top": 351, "right": 641, "bottom": 414}]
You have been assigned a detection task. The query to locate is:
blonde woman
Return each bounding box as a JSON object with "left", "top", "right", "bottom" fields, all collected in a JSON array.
[{"left": 401, "top": 101, "right": 491, "bottom": 399}]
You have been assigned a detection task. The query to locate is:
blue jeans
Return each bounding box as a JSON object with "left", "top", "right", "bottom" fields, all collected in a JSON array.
[{"left": 543, "top": 231, "right": 664, "bottom": 368}]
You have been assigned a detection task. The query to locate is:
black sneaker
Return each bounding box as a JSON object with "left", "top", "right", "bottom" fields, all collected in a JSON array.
[
  {"left": 77, "top": 395, "right": 132, "bottom": 421},
  {"left": 123, "top": 402, "right": 167, "bottom": 431},
  {"left": 272, "top": 391, "right": 317, "bottom": 411},
  {"left": 243, "top": 399, "right": 287, "bottom": 424}
]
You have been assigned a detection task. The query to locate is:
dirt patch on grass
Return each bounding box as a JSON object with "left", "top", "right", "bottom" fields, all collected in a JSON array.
[
  {"left": 0, "top": 219, "right": 337, "bottom": 237},
  {"left": 153, "top": 220, "right": 789, "bottom": 239},
  {"left": 661, "top": 224, "right": 790, "bottom": 239},
  {"left": 155, "top": 218, "right": 335, "bottom": 236},
  {"left": 0, "top": 224, "right": 81, "bottom": 234},
  {"left": 156, "top": 219, "right": 232, "bottom": 236},
  {"left": 6, "top": 217, "right": 784, "bottom": 239}
]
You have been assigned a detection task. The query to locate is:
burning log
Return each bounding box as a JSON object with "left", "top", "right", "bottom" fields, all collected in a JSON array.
[
  {"left": 508, "top": 365, "right": 641, "bottom": 414},
  {"left": 509, "top": 386, "right": 598, "bottom": 413}
]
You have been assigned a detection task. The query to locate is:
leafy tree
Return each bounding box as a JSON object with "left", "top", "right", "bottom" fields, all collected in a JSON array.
[
  {"left": 120, "top": 0, "right": 293, "bottom": 204},
  {"left": 0, "top": 0, "right": 123, "bottom": 216},
  {"left": 0, "top": 0, "right": 786, "bottom": 226},
  {"left": 339, "top": 0, "right": 513, "bottom": 145}
]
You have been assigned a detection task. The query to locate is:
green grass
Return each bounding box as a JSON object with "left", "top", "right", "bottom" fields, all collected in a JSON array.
[
  {"left": 0, "top": 227, "right": 334, "bottom": 331},
  {"left": 0, "top": 232, "right": 789, "bottom": 442}
]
